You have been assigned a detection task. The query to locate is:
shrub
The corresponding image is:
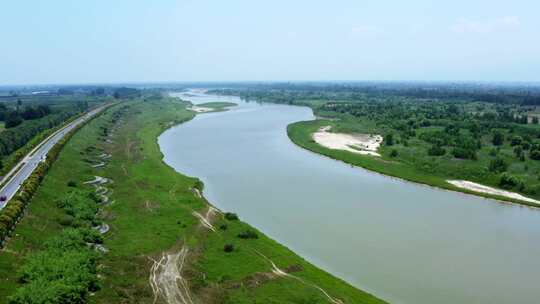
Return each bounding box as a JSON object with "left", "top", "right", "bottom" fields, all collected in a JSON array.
[
  {"left": 67, "top": 180, "right": 77, "bottom": 187},
  {"left": 428, "top": 145, "right": 446, "bottom": 156},
  {"left": 492, "top": 131, "right": 504, "bottom": 146},
  {"left": 530, "top": 149, "right": 540, "bottom": 160},
  {"left": 385, "top": 133, "right": 394, "bottom": 146},
  {"left": 9, "top": 229, "right": 101, "bottom": 304},
  {"left": 59, "top": 215, "right": 75, "bottom": 226},
  {"left": 219, "top": 224, "right": 228, "bottom": 230},
  {"left": 513, "top": 146, "right": 523, "bottom": 158},
  {"left": 489, "top": 157, "right": 508, "bottom": 173},
  {"left": 510, "top": 136, "right": 523, "bottom": 146},
  {"left": 224, "top": 212, "right": 238, "bottom": 221},
  {"left": 237, "top": 230, "right": 258, "bottom": 239},
  {"left": 223, "top": 244, "right": 234, "bottom": 252},
  {"left": 499, "top": 173, "right": 524, "bottom": 190},
  {"left": 56, "top": 191, "right": 100, "bottom": 228},
  {"left": 452, "top": 147, "right": 477, "bottom": 160},
  {"left": 194, "top": 179, "right": 204, "bottom": 191}
]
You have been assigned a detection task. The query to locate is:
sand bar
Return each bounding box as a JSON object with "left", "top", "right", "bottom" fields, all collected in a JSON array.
[
  {"left": 448, "top": 180, "right": 540, "bottom": 205},
  {"left": 312, "top": 126, "right": 382, "bottom": 156},
  {"left": 188, "top": 106, "right": 214, "bottom": 113}
]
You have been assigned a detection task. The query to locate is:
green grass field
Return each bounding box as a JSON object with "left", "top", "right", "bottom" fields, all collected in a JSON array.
[{"left": 0, "top": 97, "right": 386, "bottom": 304}]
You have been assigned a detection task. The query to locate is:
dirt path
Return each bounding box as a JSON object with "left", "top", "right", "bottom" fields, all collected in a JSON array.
[
  {"left": 192, "top": 206, "right": 218, "bottom": 232},
  {"left": 95, "top": 186, "right": 108, "bottom": 195},
  {"left": 83, "top": 176, "right": 110, "bottom": 185},
  {"left": 92, "top": 162, "right": 106, "bottom": 168},
  {"left": 256, "top": 251, "right": 344, "bottom": 304},
  {"left": 149, "top": 247, "right": 194, "bottom": 304}
]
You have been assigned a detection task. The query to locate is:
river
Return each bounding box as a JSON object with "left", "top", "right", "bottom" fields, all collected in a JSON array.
[{"left": 159, "top": 91, "right": 540, "bottom": 304}]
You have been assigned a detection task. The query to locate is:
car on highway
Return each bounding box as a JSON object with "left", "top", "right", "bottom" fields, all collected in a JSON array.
[{"left": 0, "top": 196, "right": 7, "bottom": 202}]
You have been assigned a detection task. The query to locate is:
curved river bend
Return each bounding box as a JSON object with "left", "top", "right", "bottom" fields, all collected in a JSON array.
[{"left": 159, "top": 91, "right": 540, "bottom": 304}]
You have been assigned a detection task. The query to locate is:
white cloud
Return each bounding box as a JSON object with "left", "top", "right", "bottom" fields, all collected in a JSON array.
[
  {"left": 450, "top": 16, "right": 521, "bottom": 34},
  {"left": 286, "top": 31, "right": 298, "bottom": 39}
]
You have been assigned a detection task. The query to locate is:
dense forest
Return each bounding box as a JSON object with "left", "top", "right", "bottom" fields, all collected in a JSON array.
[{"left": 210, "top": 82, "right": 540, "bottom": 105}]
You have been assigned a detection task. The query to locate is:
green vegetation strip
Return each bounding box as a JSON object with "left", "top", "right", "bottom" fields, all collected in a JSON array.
[
  {"left": 0, "top": 97, "right": 386, "bottom": 304},
  {"left": 196, "top": 102, "right": 237, "bottom": 109}
]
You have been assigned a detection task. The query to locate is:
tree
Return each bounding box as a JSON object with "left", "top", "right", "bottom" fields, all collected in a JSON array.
[
  {"left": 530, "top": 149, "right": 540, "bottom": 160},
  {"left": 510, "top": 136, "right": 523, "bottom": 146},
  {"left": 224, "top": 212, "right": 238, "bottom": 221},
  {"left": 0, "top": 110, "right": 74, "bottom": 157},
  {"left": 447, "top": 104, "right": 459, "bottom": 115},
  {"left": 237, "top": 230, "right": 258, "bottom": 239},
  {"left": 428, "top": 145, "right": 446, "bottom": 156},
  {"left": 16, "top": 99, "right": 22, "bottom": 112},
  {"left": 385, "top": 133, "right": 394, "bottom": 146},
  {"left": 492, "top": 131, "right": 504, "bottom": 146},
  {"left": 5, "top": 112, "right": 22, "bottom": 128},
  {"left": 452, "top": 147, "right": 477, "bottom": 160},
  {"left": 499, "top": 173, "right": 524, "bottom": 190},
  {"left": 489, "top": 157, "right": 508, "bottom": 173},
  {"left": 513, "top": 146, "right": 523, "bottom": 159}
]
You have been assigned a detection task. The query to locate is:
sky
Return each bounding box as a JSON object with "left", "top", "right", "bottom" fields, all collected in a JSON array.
[{"left": 1, "top": 0, "right": 539, "bottom": 85}]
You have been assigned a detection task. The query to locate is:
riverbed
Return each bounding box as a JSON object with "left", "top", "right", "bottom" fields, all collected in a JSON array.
[{"left": 159, "top": 91, "right": 540, "bottom": 304}]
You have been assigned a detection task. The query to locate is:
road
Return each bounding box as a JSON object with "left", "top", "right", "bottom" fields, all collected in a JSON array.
[{"left": 0, "top": 105, "right": 108, "bottom": 209}]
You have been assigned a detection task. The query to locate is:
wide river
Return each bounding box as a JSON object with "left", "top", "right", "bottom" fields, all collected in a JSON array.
[{"left": 159, "top": 91, "right": 540, "bottom": 304}]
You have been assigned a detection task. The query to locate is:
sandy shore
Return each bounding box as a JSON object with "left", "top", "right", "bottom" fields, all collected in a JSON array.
[
  {"left": 188, "top": 106, "right": 214, "bottom": 113},
  {"left": 312, "top": 126, "right": 383, "bottom": 156},
  {"left": 448, "top": 180, "right": 540, "bottom": 205}
]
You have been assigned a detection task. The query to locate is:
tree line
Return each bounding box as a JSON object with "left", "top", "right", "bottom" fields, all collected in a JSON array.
[
  {"left": 0, "top": 102, "right": 52, "bottom": 128},
  {"left": 0, "top": 110, "right": 76, "bottom": 168}
]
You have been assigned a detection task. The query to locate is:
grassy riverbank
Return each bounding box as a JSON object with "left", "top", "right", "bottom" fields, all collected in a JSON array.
[
  {"left": 0, "top": 96, "right": 386, "bottom": 303},
  {"left": 288, "top": 119, "right": 540, "bottom": 207},
  {"left": 197, "top": 101, "right": 237, "bottom": 109}
]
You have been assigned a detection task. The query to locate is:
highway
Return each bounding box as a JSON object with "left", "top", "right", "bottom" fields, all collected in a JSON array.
[{"left": 0, "top": 105, "right": 108, "bottom": 209}]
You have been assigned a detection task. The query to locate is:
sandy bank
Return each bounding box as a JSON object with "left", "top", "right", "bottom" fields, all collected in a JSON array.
[
  {"left": 312, "top": 126, "right": 382, "bottom": 156},
  {"left": 188, "top": 106, "right": 214, "bottom": 113},
  {"left": 448, "top": 180, "right": 540, "bottom": 205}
]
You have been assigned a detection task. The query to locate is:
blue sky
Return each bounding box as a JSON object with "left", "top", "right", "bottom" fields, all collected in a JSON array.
[{"left": 1, "top": 0, "right": 539, "bottom": 84}]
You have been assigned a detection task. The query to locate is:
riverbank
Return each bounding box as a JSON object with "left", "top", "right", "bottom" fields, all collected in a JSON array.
[
  {"left": 287, "top": 119, "right": 540, "bottom": 208},
  {"left": 0, "top": 97, "right": 386, "bottom": 303},
  {"left": 188, "top": 101, "right": 237, "bottom": 113}
]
